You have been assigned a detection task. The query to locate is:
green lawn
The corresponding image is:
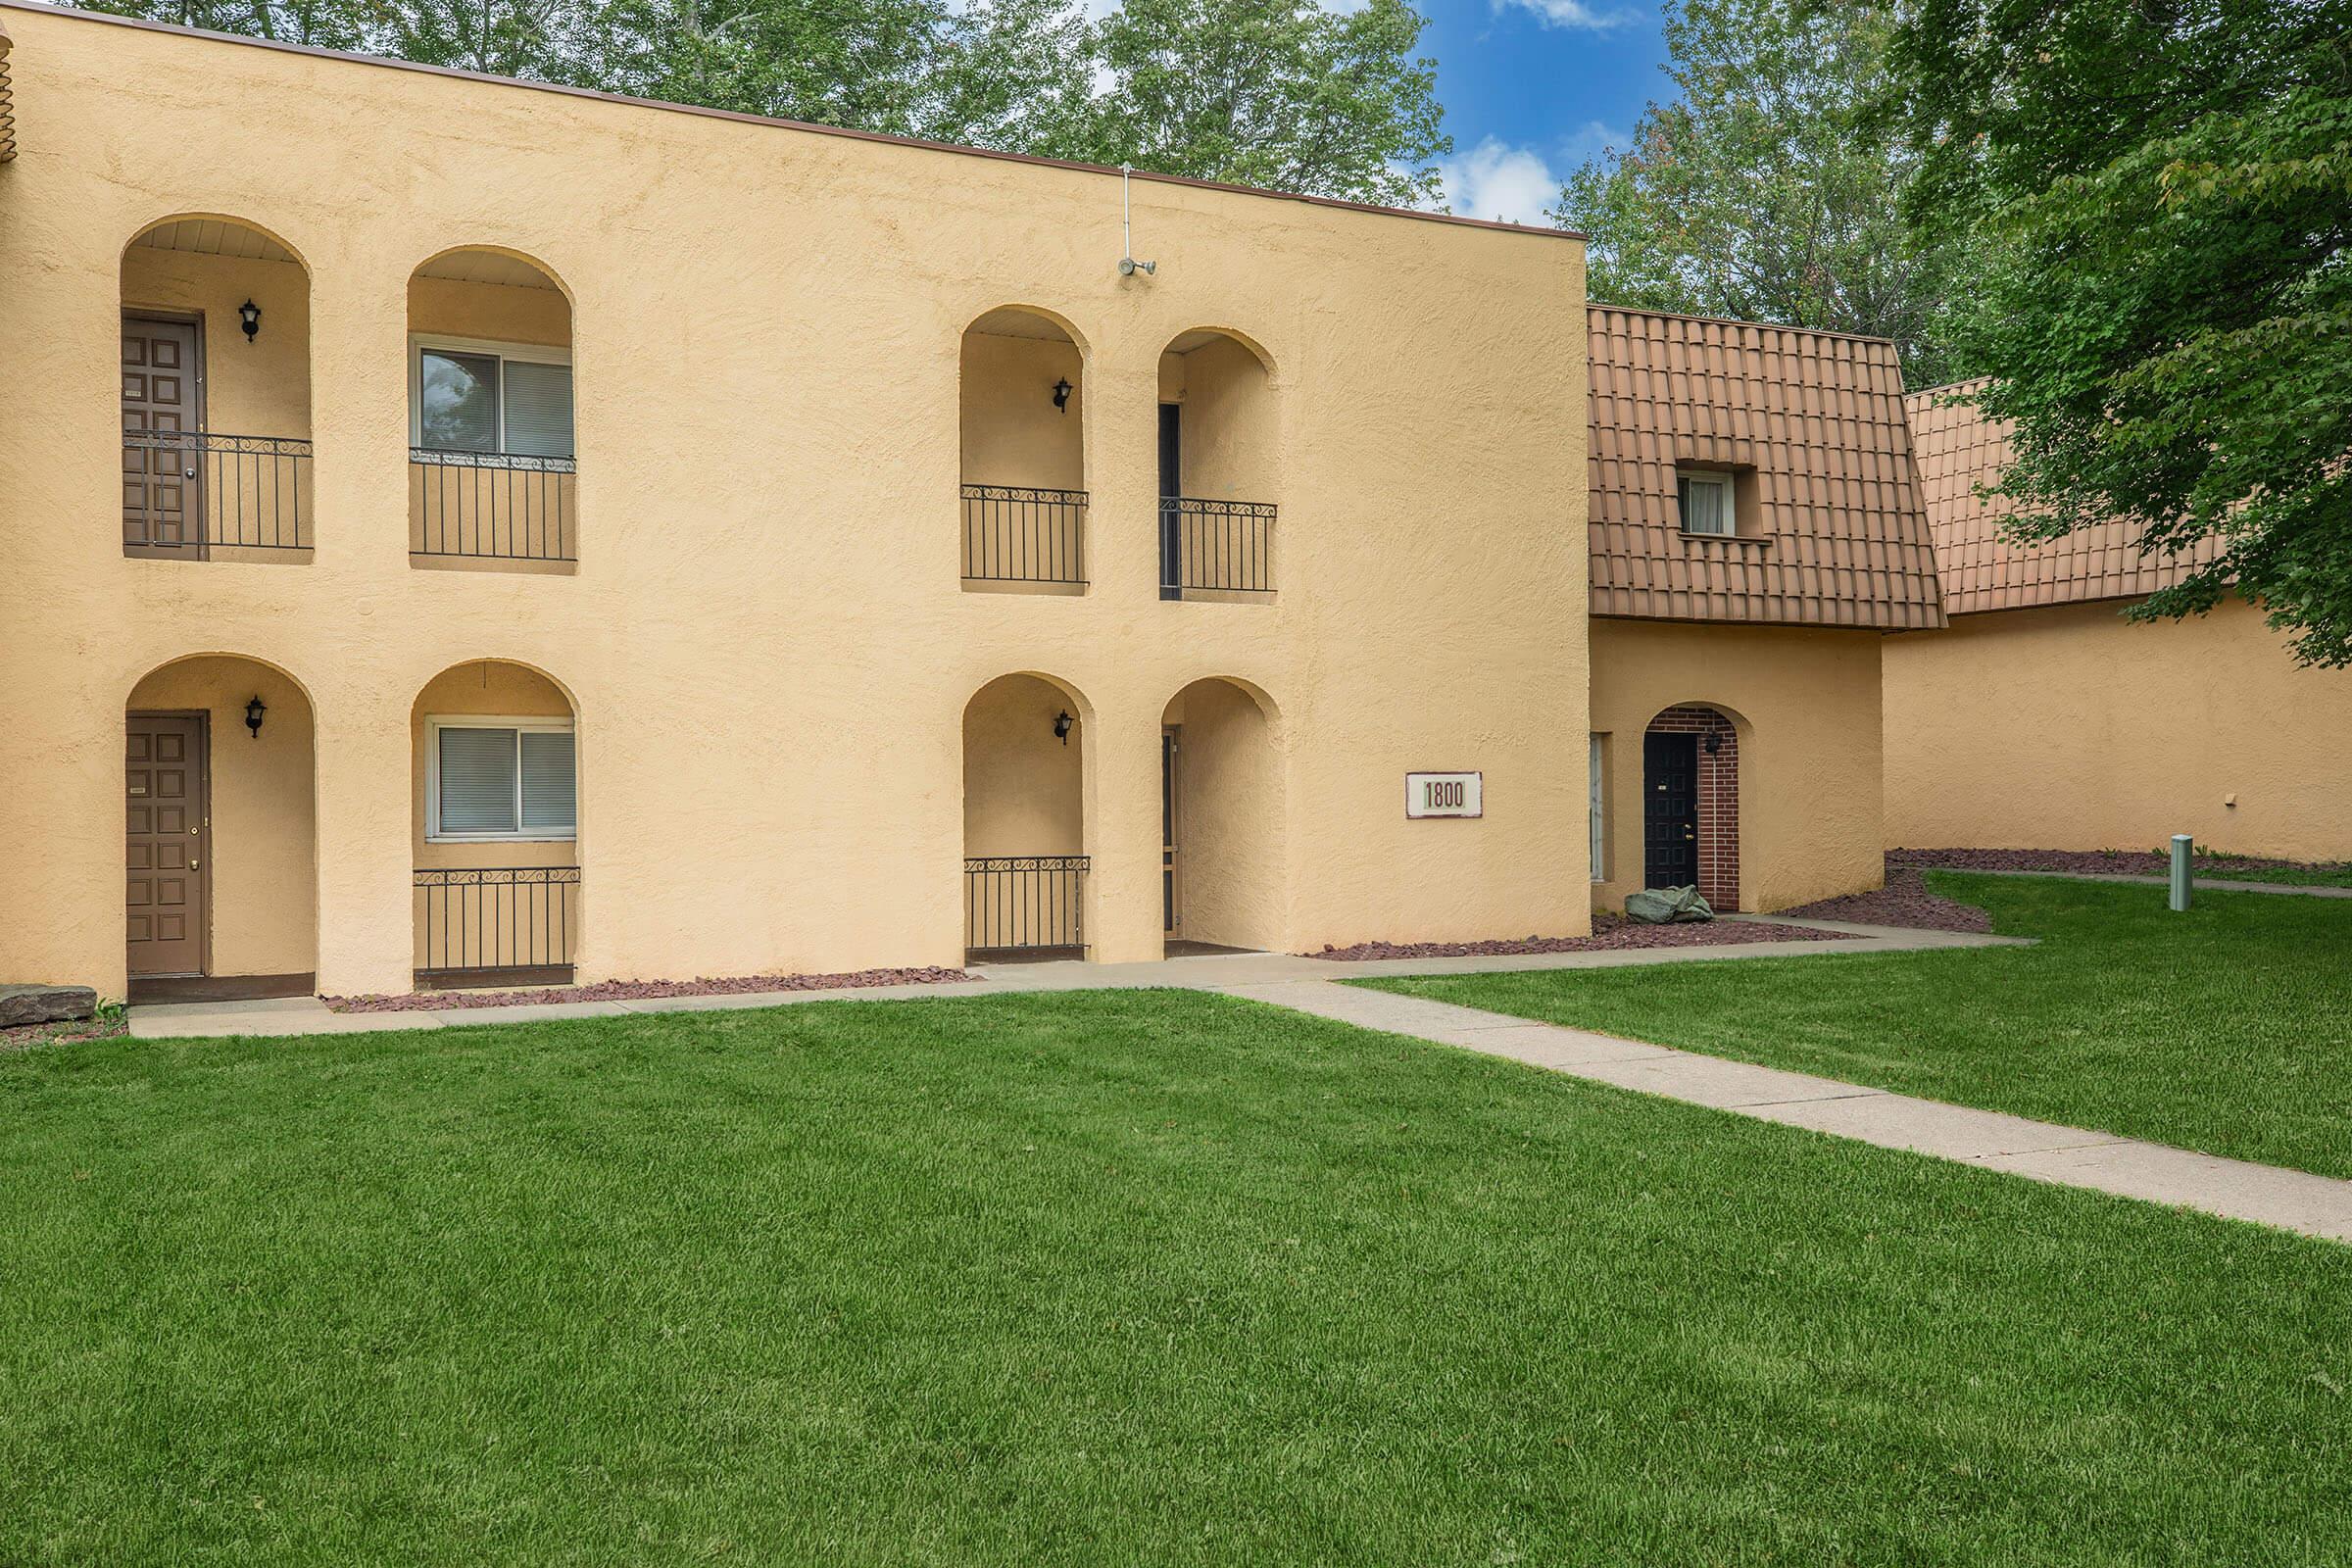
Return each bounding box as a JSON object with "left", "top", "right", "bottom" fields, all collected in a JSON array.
[
  {"left": 5, "top": 992, "right": 2350, "bottom": 1563},
  {"left": 1365, "top": 873, "right": 2352, "bottom": 1179}
]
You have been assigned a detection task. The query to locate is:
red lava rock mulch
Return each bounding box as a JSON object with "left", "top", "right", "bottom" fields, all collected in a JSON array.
[
  {"left": 1303, "top": 914, "right": 1850, "bottom": 962},
  {"left": 1779, "top": 864, "right": 1993, "bottom": 934},
  {"left": 1891, "top": 846, "right": 2351, "bottom": 879},
  {"left": 326, "top": 966, "right": 974, "bottom": 1013},
  {"left": 1, "top": 1015, "right": 128, "bottom": 1050}
]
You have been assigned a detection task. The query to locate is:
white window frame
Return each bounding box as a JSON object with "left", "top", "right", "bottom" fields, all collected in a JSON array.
[
  {"left": 424, "top": 714, "right": 577, "bottom": 843},
  {"left": 1589, "top": 733, "right": 1608, "bottom": 882},
  {"left": 1676, "top": 469, "right": 1736, "bottom": 537},
  {"left": 409, "top": 333, "right": 574, "bottom": 455}
]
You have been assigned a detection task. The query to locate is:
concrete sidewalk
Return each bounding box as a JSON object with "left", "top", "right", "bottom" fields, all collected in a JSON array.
[
  {"left": 126, "top": 917, "right": 2018, "bottom": 1040},
  {"left": 1935, "top": 866, "right": 2352, "bottom": 899},
  {"left": 1222, "top": 979, "right": 2352, "bottom": 1243}
]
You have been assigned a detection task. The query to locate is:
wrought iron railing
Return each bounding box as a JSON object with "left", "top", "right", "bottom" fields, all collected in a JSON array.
[
  {"left": 122, "top": 430, "right": 314, "bottom": 553},
  {"left": 961, "top": 484, "right": 1087, "bottom": 585},
  {"left": 415, "top": 866, "right": 580, "bottom": 981},
  {"left": 1160, "top": 497, "right": 1277, "bottom": 598},
  {"left": 963, "top": 856, "right": 1088, "bottom": 954},
  {"left": 412, "top": 449, "right": 578, "bottom": 563}
]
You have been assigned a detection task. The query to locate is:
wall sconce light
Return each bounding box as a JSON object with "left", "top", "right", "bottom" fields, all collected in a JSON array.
[
  {"left": 1703, "top": 730, "right": 1721, "bottom": 756},
  {"left": 238, "top": 299, "right": 262, "bottom": 342},
  {"left": 1052, "top": 377, "right": 1072, "bottom": 414},
  {"left": 244, "top": 695, "right": 267, "bottom": 738},
  {"left": 1053, "top": 710, "right": 1073, "bottom": 745}
]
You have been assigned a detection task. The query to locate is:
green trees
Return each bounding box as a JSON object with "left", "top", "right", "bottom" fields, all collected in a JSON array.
[
  {"left": 1552, "top": 0, "right": 1962, "bottom": 385},
  {"left": 72, "top": 0, "right": 1448, "bottom": 205},
  {"left": 1886, "top": 0, "right": 2352, "bottom": 664}
]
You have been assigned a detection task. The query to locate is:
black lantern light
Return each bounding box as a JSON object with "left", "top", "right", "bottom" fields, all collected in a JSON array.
[
  {"left": 1052, "top": 377, "right": 1072, "bottom": 414},
  {"left": 237, "top": 299, "right": 262, "bottom": 342},
  {"left": 1053, "top": 710, "right": 1074, "bottom": 745},
  {"left": 244, "top": 695, "right": 267, "bottom": 738},
  {"left": 1703, "top": 730, "right": 1721, "bottom": 756}
]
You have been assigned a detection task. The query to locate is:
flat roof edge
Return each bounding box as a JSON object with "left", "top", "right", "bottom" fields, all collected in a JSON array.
[{"left": 0, "top": 0, "right": 1584, "bottom": 242}]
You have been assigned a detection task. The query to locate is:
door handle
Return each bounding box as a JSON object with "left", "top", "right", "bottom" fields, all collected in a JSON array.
[
  {"left": 189, "top": 859, "right": 200, "bottom": 870},
  {"left": 183, "top": 466, "right": 199, "bottom": 479}
]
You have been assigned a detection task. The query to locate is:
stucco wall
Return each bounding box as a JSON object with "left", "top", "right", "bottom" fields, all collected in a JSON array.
[
  {"left": 959, "top": 331, "right": 1084, "bottom": 491},
  {"left": 962, "top": 674, "right": 1085, "bottom": 858},
  {"left": 124, "top": 656, "right": 318, "bottom": 977},
  {"left": 1590, "top": 618, "right": 1884, "bottom": 913},
  {"left": 122, "top": 246, "right": 312, "bottom": 439},
  {"left": 0, "top": 4, "right": 1589, "bottom": 997},
  {"left": 1884, "top": 595, "right": 2352, "bottom": 859}
]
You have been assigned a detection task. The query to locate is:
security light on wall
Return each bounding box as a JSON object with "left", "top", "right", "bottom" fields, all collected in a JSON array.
[{"left": 238, "top": 299, "right": 261, "bottom": 342}]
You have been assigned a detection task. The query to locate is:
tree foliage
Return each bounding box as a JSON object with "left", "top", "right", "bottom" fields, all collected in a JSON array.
[
  {"left": 1552, "top": 0, "right": 1962, "bottom": 385},
  {"left": 70, "top": 0, "right": 1447, "bottom": 204},
  {"left": 1888, "top": 0, "right": 2352, "bottom": 664}
]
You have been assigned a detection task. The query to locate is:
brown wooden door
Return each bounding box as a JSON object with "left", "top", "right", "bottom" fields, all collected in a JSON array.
[
  {"left": 122, "top": 315, "right": 204, "bottom": 557},
  {"left": 127, "top": 714, "right": 209, "bottom": 978}
]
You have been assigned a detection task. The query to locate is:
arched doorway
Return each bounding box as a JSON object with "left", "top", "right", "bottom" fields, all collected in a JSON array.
[
  {"left": 1642, "top": 705, "right": 1740, "bottom": 906},
  {"left": 961, "top": 673, "right": 1088, "bottom": 958},
  {"left": 1155, "top": 328, "right": 1277, "bottom": 600},
  {"left": 124, "top": 655, "right": 317, "bottom": 1000},
  {"left": 120, "top": 215, "right": 313, "bottom": 559},
  {"left": 407, "top": 247, "right": 576, "bottom": 564},
  {"left": 959, "top": 306, "right": 1089, "bottom": 590},
  {"left": 1159, "top": 678, "right": 1284, "bottom": 955},
  {"left": 411, "top": 661, "right": 581, "bottom": 988}
]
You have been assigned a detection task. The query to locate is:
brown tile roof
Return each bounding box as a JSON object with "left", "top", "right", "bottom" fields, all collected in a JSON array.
[
  {"left": 1904, "top": 380, "right": 2224, "bottom": 614},
  {"left": 1587, "top": 307, "right": 1945, "bottom": 630}
]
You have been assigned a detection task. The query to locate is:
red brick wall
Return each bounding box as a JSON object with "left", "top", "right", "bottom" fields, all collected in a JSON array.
[{"left": 1646, "top": 706, "right": 1740, "bottom": 907}]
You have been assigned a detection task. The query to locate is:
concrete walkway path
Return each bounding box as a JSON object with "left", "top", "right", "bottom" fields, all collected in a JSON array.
[
  {"left": 1220, "top": 979, "right": 2352, "bottom": 1243},
  {"left": 117, "top": 913, "right": 2352, "bottom": 1242},
  {"left": 1937, "top": 866, "right": 2352, "bottom": 899}
]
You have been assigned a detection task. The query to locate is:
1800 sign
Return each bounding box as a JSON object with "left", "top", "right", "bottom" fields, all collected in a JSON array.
[{"left": 1404, "top": 771, "right": 1483, "bottom": 819}]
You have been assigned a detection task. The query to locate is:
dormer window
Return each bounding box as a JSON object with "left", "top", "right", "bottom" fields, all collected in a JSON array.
[{"left": 1677, "top": 470, "right": 1735, "bottom": 536}]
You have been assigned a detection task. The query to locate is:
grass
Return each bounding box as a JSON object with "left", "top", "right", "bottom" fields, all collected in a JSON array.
[
  {"left": 2202, "top": 861, "right": 2352, "bottom": 888},
  {"left": 1364, "top": 873, "right": 2352, "bottom": 1179},
  {"left": 4, "top": 991, "right": 2351, "bottom": 1564}
]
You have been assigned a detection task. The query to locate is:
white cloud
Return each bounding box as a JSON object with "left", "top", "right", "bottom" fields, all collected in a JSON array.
[
  {"left": 1437, "top": 138, "right": 1564, "bottom": 226},
  {"left": 1494, "top": 0, "right": 1642, "bottom": 30}
]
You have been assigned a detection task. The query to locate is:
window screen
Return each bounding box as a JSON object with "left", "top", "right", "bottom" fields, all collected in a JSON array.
[
  {"left": 519, "top": 729, "right": 577, "bottom": 832},
  {"left": 1677, "top": 473, "right": 1733, "bottom": 536},
  {"left": 438, "top": 726, "right": 518, "bottom": 834},
  {"left": 418, "top": 350, "right": 500, "bottom": 453},
  {"left": 503, "top": 361, "right": 575, "bottom": 458}
]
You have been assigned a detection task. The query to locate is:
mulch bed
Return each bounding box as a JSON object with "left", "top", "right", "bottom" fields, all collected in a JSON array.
[
  {"left": 1303, "top": 914, "right": 1850, "bottom": 962},
  {"left": 326, "top": 966, "right": 974, "bottom": 1013},
  {"left": 1891, "top": 846, "right": 2352, "bottom": 879},
  {"left": 1780, "top": 864, "right": 1993, "bottom": 933},
  {"left": 1, "top": 1015, "right": 128, "bottom": 1051}
]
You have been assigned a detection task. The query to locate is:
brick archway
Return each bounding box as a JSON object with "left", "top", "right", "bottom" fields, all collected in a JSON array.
[{"left": 1646, "top": 706, "right": 1740, "bottom": 907}]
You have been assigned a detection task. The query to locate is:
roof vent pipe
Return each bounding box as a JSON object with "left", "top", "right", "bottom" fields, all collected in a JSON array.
[{"left": 1118, "top": 167, "right": 1155, "bottom": 277}]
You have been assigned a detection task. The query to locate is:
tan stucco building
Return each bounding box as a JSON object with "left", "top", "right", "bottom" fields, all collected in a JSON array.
[
  {"left": 0, "top": 1, "right": 1599, "bottom": 1002},
  {"left": 1584, "top": 308, "right": 1944, "bottom": 913},
  {"left": 1886, "top": 384, "right": 2352, "bottom": 861}
]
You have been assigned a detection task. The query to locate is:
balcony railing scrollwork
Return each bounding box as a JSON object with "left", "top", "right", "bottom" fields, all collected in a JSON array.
[
  {"left": 415, "top": 865, "right": 580, "bottom": 983},
  {"left": 411, "top": 448, "right": 578, "bottom": 563},
  {"left": 1159, "top": 496, "right": 1276, "bottom": 599},
  {"left": 963, "top": 855, "right": 1088, "bottom": 954},
  {"left": 961, "top": 483, "right": 1087, "bottom": 586},
  {"left": 122, "top": 430, "right": 314, "bottom": 554}
]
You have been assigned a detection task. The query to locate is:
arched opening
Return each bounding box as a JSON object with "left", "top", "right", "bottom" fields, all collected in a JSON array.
[
  {"left": 1642, "top": 704, "right": 1742, "bottom": 907},
  {"left": 124, "top": 655, "right": 317, "bottom": 1001},
  {"left": 120, "top": 216, "right": 313, "bottom": 560},
  {"left": 411, "top": 661, "right": 581, "bottom": 989},
  {"left": 959, "top": 307, "right": 1088, "bottom": 591},
  {"left": 1159, "top": 677, "right": 1285, "bottom": 955},
  {"left": 1155, "top": 328, "right": 1277, "bottom": 600},
  {"left": 407, "top": 247, "right": 576, "bottom": 566},
  {"left": 961, "top": 672, "right": 1088, "bottom": 958}
]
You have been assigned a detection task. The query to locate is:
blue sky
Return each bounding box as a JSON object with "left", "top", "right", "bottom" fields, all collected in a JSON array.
[{"left": 1416, "top": 0, "right": 1673, "bottom": 224}]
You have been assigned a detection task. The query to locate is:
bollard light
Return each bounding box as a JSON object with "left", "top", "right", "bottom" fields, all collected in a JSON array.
[{"left": 2169, "top": 834, "right": 2192, "bottom": 911}]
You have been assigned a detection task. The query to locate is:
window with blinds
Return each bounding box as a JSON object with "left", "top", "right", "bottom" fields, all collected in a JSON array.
[
  {"left": 414, "top": 342, "right": 573, "bottom": 459},
  {"left": 1676, "top": 471, "right": 1735, "bottom": 536},
  {"left": 430, "top": 722, "right": 576, "bottom": 839}
]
